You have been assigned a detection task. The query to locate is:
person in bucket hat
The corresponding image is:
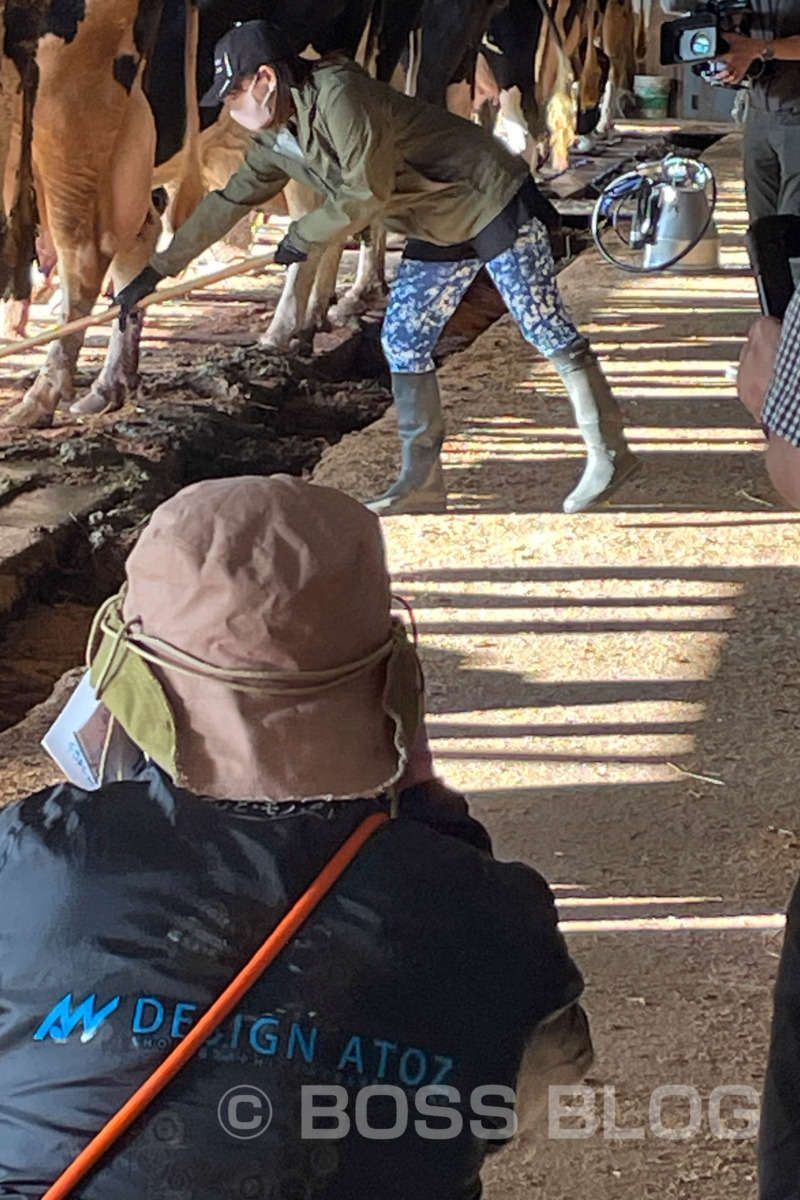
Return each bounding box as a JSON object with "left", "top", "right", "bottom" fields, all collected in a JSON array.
[
  {"left": 0, "top": 475, "right": 591, "bottom": 1197},
  {"left": 116, "top": 18, "right": 639, "bottom": 517},
  {"left": 88, "top": 473, "right": 424, "bottom": 802}
]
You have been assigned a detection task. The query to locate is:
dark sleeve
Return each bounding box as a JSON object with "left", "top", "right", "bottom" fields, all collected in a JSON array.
[
  {"left": 520, "top": 864, "right": 586, "bottom": 1016},
  {"left": 398, "top": 780, "right": 494, "bottom": 854},
  {"left": 760, "top": 877, "right": 800, "bottom": 1200}
]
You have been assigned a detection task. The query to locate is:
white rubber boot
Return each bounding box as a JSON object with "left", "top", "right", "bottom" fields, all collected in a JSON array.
[{"left": 551, "top": 338, "right": 640, "bottom": 513}]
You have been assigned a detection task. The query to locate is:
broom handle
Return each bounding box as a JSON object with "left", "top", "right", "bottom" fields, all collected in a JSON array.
[{"left": 0, "top": 252, "right": 281, "bottom": 362}]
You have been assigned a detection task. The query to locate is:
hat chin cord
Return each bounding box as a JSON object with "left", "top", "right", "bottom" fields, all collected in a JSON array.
[
  {"left": 89, "top": 591, "right": 398, "bottom": 698},
  {"left": 87, "top": 591, "right": 421, "bottom": 801}
]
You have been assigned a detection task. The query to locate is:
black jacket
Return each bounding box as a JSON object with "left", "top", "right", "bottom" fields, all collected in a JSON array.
[{"left": 0, "top": 768, "right": 583, "bottom": 1199}]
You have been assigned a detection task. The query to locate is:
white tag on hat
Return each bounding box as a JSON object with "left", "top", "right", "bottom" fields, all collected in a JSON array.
[{"left": 41, "top": 672, "right": 143, "bottom": 789}]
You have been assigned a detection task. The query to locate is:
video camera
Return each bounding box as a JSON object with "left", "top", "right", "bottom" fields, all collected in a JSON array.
[{"left": 659, "top": 0, "right": 753, "bottom": 85}]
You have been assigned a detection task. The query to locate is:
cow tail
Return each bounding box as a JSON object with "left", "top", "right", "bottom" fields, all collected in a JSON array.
[
  {"left": 357, "top": 0, "right": 383, "bottom": 74},
  {"left": 171, "top": 1, "right": 205, "bottom": 230},
  {"left": 579, "top": 0, "right": 604, "bottom": 112},
  {"left": 535, "top": 0, "right": 576, "bottom": 170},
  {"left": 634, "top": 4, "right": 648, "bottom": 63},
  {"left": 605, "top": 0, "right": 637, "bottom": 97}
]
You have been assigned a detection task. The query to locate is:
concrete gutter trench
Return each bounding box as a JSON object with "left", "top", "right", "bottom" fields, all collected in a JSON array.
[{"left": 0, "top": 335, "right": 393, "bottom": 733}]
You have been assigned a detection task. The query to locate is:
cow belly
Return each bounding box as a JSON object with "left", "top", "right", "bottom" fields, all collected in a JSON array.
[{"left": 101, "top": 84, "right": 156, "bottom": 258}]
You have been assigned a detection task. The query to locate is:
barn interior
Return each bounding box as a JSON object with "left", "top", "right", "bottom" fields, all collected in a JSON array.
[{"left": 0, "top": 2, "right": 796, "bottom": 1196}]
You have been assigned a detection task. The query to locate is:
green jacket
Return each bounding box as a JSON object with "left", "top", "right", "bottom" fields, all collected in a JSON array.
[{"left": 151, "top": 59, "right": 529, "bottom": 276}]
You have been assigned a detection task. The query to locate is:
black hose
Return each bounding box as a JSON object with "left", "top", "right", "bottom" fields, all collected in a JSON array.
[{"left": 590, "top": 159, "right": 718, "bottom": 274}]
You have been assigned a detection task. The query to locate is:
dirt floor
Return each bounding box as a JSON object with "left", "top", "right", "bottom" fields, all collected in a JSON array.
[
  {"left": 313, "top": 133, "right": 800, "bottom": 1198},
  {"left": 0, "top": 132, "right": 796, "bottom": 1196}
]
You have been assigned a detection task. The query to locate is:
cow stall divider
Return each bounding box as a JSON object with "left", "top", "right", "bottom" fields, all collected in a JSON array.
[{"left": 0, "top": 252, "right": 283, "bottom": 362}]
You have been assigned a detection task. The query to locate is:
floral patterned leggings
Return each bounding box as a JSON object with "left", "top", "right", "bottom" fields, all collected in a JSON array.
[{"left": 382, "top": 217, "right": 580, "bottom": 373}]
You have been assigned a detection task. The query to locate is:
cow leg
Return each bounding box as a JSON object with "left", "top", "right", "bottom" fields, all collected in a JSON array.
[
  {"left": 594, "top": 72, "right": 635, "bottom": 139},
  {"left": 2, "top": 240, "right": 110, "bottom": 428},
  {"left": 594, "top": 77, "right": 616, "bottom": 139},
  {"left": 68, "top": 72, "right": 158, "bottom": 416},
  {"left": 498, "top": 87, "right": 537, "bottom": 167},
  {"left": 70, "top": 203, "right": 161, "bottom": 417},
  {"left": 596, "top": 0, "right": 636, "bottom": 138},
  {"left": 258, "top": 180, "right": 329, "bottom": 351},
  {"left": 306, "top": 237, "right": 344, "bottom": 334},
  {"left": 259, "top": 254, "right": 323, "bottom": 350},
  {"left": 4, "top": 328, "right": 83, "bottom": 428},
  {"left": 1, "top": 298, "right": 28, "bottom": 338},
  {"left": 334, "top": 225, "right": 388, "bottom": 322},
  {"left": 1, "top": 225, "right": 59, "bottom": 339}
]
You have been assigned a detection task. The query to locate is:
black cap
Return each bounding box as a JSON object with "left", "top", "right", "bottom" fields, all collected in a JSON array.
[{"left": 200, "top": 21, "right": 295, "bottom": 107}]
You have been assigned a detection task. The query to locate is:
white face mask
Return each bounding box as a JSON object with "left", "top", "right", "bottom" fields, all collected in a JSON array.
[{"left": 229, "top": 79, "right": 276, "bottom": 132}]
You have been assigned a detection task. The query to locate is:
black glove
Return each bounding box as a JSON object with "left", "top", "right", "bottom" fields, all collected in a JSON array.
[
  {"left": 274, "top": 236, "right": 308, "bottom": 266},
  {"left": 115, "top": 265, "right": 164, "bottom": 330}
]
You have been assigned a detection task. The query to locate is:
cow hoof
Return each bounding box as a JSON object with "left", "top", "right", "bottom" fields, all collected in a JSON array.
[
  {"left": 69, "top": 389, "right": 124, "bottom": 417},
  {"left": 332, "top": 297, "right": 365, "bottom": 323},
  {"left": 1, "top": 396, "right": 55, "bottom": 429},
  {"left": 334, "top": 288, "right": 388, "bottom": 323},
  {"left": 258, "top": 332, "right": 293, "bottom": 352}
]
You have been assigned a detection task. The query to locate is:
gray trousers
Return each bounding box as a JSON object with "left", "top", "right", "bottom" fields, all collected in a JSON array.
[{"left": 745, "top": 108, "right": 800, "bottom": 222}]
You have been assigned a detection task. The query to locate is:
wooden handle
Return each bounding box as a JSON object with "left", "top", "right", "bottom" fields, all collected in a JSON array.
[{"left": 0, "top": 251, "right": 281, "bottom": 362}]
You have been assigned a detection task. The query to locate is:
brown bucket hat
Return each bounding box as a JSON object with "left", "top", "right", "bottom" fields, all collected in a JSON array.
[{"left": 87, "top": 475, "right": 424, "bottom": 802}]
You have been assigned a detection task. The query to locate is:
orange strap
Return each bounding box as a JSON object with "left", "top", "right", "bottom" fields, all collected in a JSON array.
[{"left": 42, "top": 810, "right": 389, "bottom": 1200}]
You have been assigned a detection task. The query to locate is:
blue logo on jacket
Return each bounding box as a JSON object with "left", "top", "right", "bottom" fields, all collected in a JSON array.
[{"left": 34, "top": 993, "right": 121, "bottom": 1042}]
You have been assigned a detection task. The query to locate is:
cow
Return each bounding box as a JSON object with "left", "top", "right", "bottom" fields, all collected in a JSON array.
[
  {"left": 2, "top": 0, "right": 167, "bottom": 429},
  {"left": 595, "top": 0, "right": 637, "bottom": 140},
  {"left": 472, "top": 0, "right": 544, "bottom": 166},
  {"left": 468, "top": 0, "right": 636, "bottom": 170},
  {"left": 0, "top": 0, "right": 415, "bottom": 429},
  {"left": 2, "top": 227, "right": 58, "bottom": 339}
]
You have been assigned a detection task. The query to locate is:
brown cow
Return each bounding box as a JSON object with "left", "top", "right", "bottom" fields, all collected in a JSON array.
[{"left": 3, "top": 0, "right": 164, "bottom": 428}]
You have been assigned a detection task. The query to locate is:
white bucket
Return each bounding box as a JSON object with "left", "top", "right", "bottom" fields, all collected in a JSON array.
[{"left": 634, "top": 74, "right": 671, "bottom": 119}]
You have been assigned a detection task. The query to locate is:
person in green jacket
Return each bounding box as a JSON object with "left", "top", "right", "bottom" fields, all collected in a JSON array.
[{"left": 118, "top": 20, "right": 640, "bottom": 515}]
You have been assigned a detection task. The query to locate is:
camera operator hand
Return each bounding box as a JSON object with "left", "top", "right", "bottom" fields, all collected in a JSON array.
[{"left": 716, "top": 32, "right": 759, "bottom": 84}]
